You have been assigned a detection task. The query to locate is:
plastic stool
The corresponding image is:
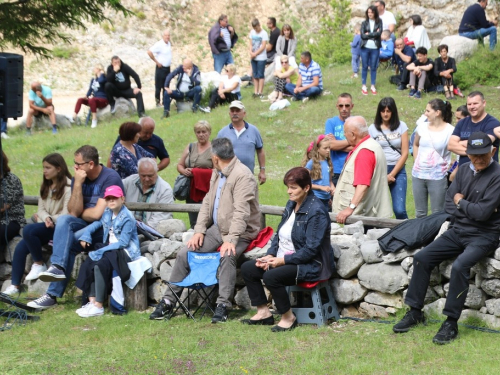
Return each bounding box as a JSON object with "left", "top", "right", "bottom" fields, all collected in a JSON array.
[{"left": 287, "top": 280, "right": 340, "bottom": 326}]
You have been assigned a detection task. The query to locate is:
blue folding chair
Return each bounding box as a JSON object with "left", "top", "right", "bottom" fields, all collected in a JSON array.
[{"left": 166, "top": 252, "right": 221, "bottom": 320}]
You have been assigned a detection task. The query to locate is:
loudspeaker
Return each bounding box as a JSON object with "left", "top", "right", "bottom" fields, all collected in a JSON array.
[{"left": 0, "top": 53, "right": 23, "bottom": 119}]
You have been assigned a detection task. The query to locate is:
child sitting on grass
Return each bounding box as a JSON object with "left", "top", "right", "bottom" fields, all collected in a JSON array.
[
  {"left": 75, "top": 185, "right": 140, "bottom": 318},
  {"left": 305, "top": 135, "right": 335, "bottom": 209}
]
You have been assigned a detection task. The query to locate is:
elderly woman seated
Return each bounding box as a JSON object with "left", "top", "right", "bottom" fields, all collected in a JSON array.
[{"left": 240, "top": 167, "right": 335, "bottom": 332}]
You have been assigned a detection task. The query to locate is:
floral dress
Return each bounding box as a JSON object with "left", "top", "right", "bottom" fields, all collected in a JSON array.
[{"left": 110, "top": 143, "right": 154, "bottom": 179}]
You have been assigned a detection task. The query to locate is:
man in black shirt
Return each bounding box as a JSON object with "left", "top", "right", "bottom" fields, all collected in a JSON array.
[
  {"left": 266, "top": 17, "right": 280, "bottom": 63},
  {"left": 459, "top": 0, "right": 498, "bottom": 50},
  {"left": 393, "top": 132, "right": 500, "bottom": 345},
  {"left": 105, "top": 56, "right": 146, "bottom": 117}
]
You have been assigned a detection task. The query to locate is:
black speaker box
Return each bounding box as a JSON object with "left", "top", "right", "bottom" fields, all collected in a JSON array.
[{"left": 0, "top": 53, "right": 24, "bottom": 119}]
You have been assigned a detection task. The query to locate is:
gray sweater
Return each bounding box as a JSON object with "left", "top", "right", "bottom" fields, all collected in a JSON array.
[{"left": 275, "top": 36, "right": 297, "bottom": 58}]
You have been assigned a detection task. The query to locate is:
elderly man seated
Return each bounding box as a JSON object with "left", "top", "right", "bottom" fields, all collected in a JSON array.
[
  {"left": 122, "top": 158, "right": 174, "bottom": 230},
  {"left": 393, "top": 132, "right": 500, "bottom": 345}
]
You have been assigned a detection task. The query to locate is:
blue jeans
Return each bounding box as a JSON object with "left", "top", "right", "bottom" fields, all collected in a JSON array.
[
  {"left": 360, "top": 47, "right": 379, "bottom": 86},
  {"left": 285, "top": 83, "right": 322, "bottom": 100},
  {"left": 251, "top": 60, "right": 266, "bottom": 79},
  {"left": 460, "top": 26, "right": 497, "bottom": 50},
  {"left": 387, "top": 165, "right": 408, "bottom": 220},
  {"left": 163, "top": 86, "right": 202, "bottom": 112},
  {"left": 351, "top": 54, "right": 360, "bottom": 74},
  {"left": 1, "top": 119, "right": 6, "bottom": 134},
  {"left": 11, "top": 223, "right": 54, "bottom": 286},
  {"left": 47, "top": 215, "right": 103, "bottom": 298},
  {"left": 213, "top": 51, "right": 234, "bottom": 73}
]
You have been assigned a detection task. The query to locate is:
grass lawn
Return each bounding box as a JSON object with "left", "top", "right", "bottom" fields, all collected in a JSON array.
[{"left": 2, "top": 64, "right": 500, "bottom": 374}]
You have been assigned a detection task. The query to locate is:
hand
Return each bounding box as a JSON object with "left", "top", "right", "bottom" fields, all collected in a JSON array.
[
  {"left": 324, "top": 133, "right": 335, "bottom": 141},
  {"left": 258, "top": 170, "right": 266, "bottom": 185},
  {"left": 36, "top": 91, "right": 43, "bottom": 98},
  {"left": 387, "top": 174, "right": 396, "bottom": 184},
  {"left": 336, "top": 207, "right": 354, "bottom": 224},
  {"left": 32, "top": 213, "right": 39, "bottom": 222},
  {"left": 113, "top": 63, "right": 120, "bottom": 72},
  {"left": 80, "top": 241, "right": 90, "bottom": 249},
  {"left": 220, "top": 241, "right": 236, "bottom": 257},
  {"left": 45, "top": 217, "right": 54, "bottom": 228},
  {"left": 330, "top": 184, "right": 336, "bottom": 196},
  {"left": 40, "top": 106, "right": 54, "bottom": 116},
  {"left": 182, "top": 168, "right": 193, "bottom": 177},
  {"left": 133, "top": 88, "right": 141, "bottom": 95},
  {"left": 228, "top": 26, "right": 234, "bottom": 33},
  {"left": 156, "top": 62, "right": 162, "bottom": 68},
  {"left": 73, "top": 168, "right": 87, "bottom": 184},
  {"left": 267, "top": 257, "right": 285, "bottom": 268},
  {"left": 454, "top": 193, "right": 464, "bottom": 205},
  {"left": 166, "top": 88, "right": 172, "bottom": 95},
  {"left": 256, "top": 255, "right": 273, "bottom": 269},
  {"left": 185, "top": 69, "right": 192, "bottom": 76},
  {"left": 218, "top": 91, "right": 225, "bottom": 99},
  {"left": 187, "top": 233, "right": 204, "bottom": 250}
]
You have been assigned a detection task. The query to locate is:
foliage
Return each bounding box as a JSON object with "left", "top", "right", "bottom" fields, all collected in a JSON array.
[
  {"left": 52, "top": 46, "right": 79, "bottom": 59},
  {"left": 0, "top": 0, "right": 131, "bottom": 57},
  {"left": 309, "top": 0, "right": 352, "bottom": 67},
  {"left": 454, "top": 47, "right": 500, "bottom": 90}
]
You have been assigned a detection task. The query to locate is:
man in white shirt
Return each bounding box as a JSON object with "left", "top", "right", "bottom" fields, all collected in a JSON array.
[
  {"left": 375, "top": 1, "right": 397, "bottom": 41},
  {"left": 147, "top": 29, "right": 172, "bottom": 107}
]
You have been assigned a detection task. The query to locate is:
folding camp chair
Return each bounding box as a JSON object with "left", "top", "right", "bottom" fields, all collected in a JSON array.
[{"left": 165, "top": 252, "right": 220, "bottom": 320}]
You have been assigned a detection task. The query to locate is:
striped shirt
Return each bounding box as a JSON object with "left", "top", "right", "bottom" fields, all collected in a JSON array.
[{"left": 299, "top": 60, "right": 323, "bottom": 90}]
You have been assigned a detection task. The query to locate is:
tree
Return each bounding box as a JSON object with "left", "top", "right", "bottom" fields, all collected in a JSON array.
[{"left": 0, "top": 0, "right": 131, "bottom": 57}]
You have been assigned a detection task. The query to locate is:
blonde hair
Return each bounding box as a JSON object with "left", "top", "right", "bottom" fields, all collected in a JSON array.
[
  {"left": 310, "top": 137, "right": 332, "bottom": 180},
  {"left": 194, "top": 120, "right": 211, "bottom": 133},
  {"left": 226, "top": 64, "right": 236, "bottom": 74},
  {"left": 280, "top": 55, "right": 289, "bottom": 62}
]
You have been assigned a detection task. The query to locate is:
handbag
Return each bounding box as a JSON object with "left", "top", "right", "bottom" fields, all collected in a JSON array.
[{"left": 173, "top": 143, "right": 193, "bottom": 201}]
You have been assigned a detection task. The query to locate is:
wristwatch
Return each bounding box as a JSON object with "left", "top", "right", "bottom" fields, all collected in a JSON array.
[
  {"left": 456, "top": 199, "right": 462, "bottom": 210},
  {"left": 349, "top": 202, "right": 357, "bottom": 210}
]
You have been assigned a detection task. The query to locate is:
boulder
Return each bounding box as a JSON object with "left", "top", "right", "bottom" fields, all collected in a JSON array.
[
  {"left": 472, "top": 258, "right": 500, "bottom": 279},
  {"left": 156, "top": 219, "right": 187, "bottom": 238},
  {"left": 434, "top": 220, "right": 450, "bottom": 240},
  {"left": 359, "top": 302, "right": 389, "bottom": 318},
  {"left": 0, "top": 263, "right": 12, "bottom": 280},
  {"left": 148, "top": 238, "right": 171, "bottom": 254},
  {"left": 386, "top": 307, "right": 397, "bottom": 315},
  {"left": 352, "top": 232, "right": 367, "bottom": 246},
  {"left": 71, "top": 253, "right": 87, "bottom": 280},
  {"left": 358, "top": 263, "right": 408, "bottom": 294},
  {"left": 364, "top": 291, "right": 403, "bottom": 308},
  {"left": 331, "top": 235, "right": 358, "bottom": 247},
  {"left": 481, "top": 279, "right": 500, "bottom": 298},
  {"left": 159, "top": 259, "right": 176, "bottom": 281},
  {"left": 331, "top": 278, "right": 368, "bottom": 304},
  {"left": 343, "top": 220, "right": 364, "bottom": 235},
  {"left": 332, "top": 243, "right": 341, "bottom": 259},
  {"left": 234, "top": 287, "right": 252, "bottom": 310},
  {"left": 144, "top": 253, "right": 159, "bottom": 278},
  {"left": 240, "top": 243, "right": 270, "bottom": 262},
  {"left": 169, "top": 232, "right": 184, "bottom": 242},
  {"left": 423, "top": 298, "right": 447, "bottom": 319},
  {"left": 159, "top": 240, "right": 184, "bottom": 259},
  {"left": 340, "top": 305, "right": 363, "bottom": 318},
  {"left": 485, "top": 298, "right": 497, "bottom": 315},
  {"left": 360, "top": 240, "right": 384, "bottom": 264},
  {"left": 433, "top": 285, "right": 445, "bottom": 298},
  {"left": 438, "top": 35, "right": 478, "bottom": 63},
  {"left": 96, "top": 97, "right": 136, "bottom": 120},
  {"left": 382, "top": 248, "right": 420, "bottom": 264},
  {"left": 140, "top": 241, "right": 151, "bottom": 254},
  {"left": 460, "top": 309, "right": 500, "bottom": 329},
  {"left": 475, "top": 272, "right": 484, "bottom": 289},
  {"left": 401, "top": 257, "right": 413, "bottom": 272},
  {"left": 19, "top": 113, "right": 72, "bottom": 131},
  {"left": 182, "top": 231, "right": 195, "bottom": 244},
  {"left": 464, "top": 284, "right": 487, "bottom": 309},
  {"left": 366, "top": 228, "right": 390, "bottom": 241},
  {"left": 148, "top": 279, "right": 168, "bottom": 302},
  {"left": 336, "top": 244, "right": 364, "bottom": 278},
  {"left": 494, "top": 248, "right": 500, "bottom": 261},
  {"left": 4, "top": 237, "right": 23, "bottom": 262},
  {"left": 330, "top": 223, "right": 344, "bottom": 235},
  {"left": 26, "top": 279, "right": 49, "bottom": 295},
  {"left": 439, "top": 258, "right": 455, "bottom": 279}
]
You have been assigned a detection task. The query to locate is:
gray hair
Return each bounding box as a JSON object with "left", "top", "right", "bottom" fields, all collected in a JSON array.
[
  {"left": 349, "top": 116, "right": 369, "bottom": 134},
  {"left": 139, "top": 116, "right": 155, "bottom": 127},
  {"left": 138, "top": 158, "right": 158, "bottom": 172},
  {"left": 211, "top": 138, "right": 235, "bottom": 160}
]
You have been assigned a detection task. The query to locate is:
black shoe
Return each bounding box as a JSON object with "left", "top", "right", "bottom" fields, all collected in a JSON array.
[
  {"left": 110, "top": 104, "right": 116, "bottom": 114},
  {"left": 241, "top": 74, "right": 252, "bottom": 82},
  {"left": 241, "top": 315, "right": 275, "bottom": 326},
  {"left": 149, "top": 299, "right": 173, "bottom": 320},
  {"left": 192, "top": 106, "right": 199, "bottom": 113},
  {"left": 162, "top": 110, "right": 170, "bottom": 119},
  {"left": 138, "top": 112, "right": 146, "bottom": 118},
  {"left": 432, "top": 321, "right": 458, "bottom": 345},
  {"left": 271, "top": 318, "right": 298, "bottom": 332},
  {"left": 397, "top": 84, "right": 407, "bottom": 91},
  {"left": 211, "top": 303, "right": 228, "bottom": 323},
  {"left": 393, "top": 310, "right": 426, "bottom": 333}
]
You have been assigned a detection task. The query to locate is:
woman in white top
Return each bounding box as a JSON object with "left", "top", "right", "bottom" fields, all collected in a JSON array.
[
  {"left": 404, "top": 15, "right": 431, "bottom": 51},
  {"left": 412, "top": 99, "right": 455, "bottom": 218},
  {"left": 205, "top": 64, "right": 241, "bottom": 111}
]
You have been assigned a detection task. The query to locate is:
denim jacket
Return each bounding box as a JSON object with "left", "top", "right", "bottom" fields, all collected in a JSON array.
[
  {"left": 267, "top": 193, "right": 335, "bottom": 283},
  {"left": 79, "top": 205, "right": 140, "bottom": 262}
]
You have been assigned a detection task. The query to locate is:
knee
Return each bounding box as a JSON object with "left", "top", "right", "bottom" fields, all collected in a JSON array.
[
  {"left": 194, "top": 86, "right": 201, "bottom": 93},
  {"left": 104, "top": 82, "right": 113, "bottom": 91},
  {"left": 240, "top": 260, "right": 257, "bottom": 278}
]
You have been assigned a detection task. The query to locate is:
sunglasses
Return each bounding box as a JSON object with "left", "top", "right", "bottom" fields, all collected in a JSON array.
[
  {"left": 281, "top": 61, "right": 289, "bottom": 64},
  {"left": 338, "top": 104, "right": 351, "bottom": 108}
]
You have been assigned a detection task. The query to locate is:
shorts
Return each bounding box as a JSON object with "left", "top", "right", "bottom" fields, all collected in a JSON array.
[{"left": 251, "top": 60, "right": 266, "bottom": 79}]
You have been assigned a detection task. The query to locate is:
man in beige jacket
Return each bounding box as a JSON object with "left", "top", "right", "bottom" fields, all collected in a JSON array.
[
  {"left": 150, "top": 137, "right": 261, "bottom": 323},
  {"left": 333, "top": 116, "right": 392, "bottom": 224}
]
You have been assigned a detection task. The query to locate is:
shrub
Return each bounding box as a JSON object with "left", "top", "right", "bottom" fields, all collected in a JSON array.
[
  {"left": 454, "top": 47, "right": 500, "bottom": 90},
  {"left": 136, "top": 11, "right": 146, "bottom": 20},
  {"left": 52, "top": 46, "right": 79, "bottom": 59}
]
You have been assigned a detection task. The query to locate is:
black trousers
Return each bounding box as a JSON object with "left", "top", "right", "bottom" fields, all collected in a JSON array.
[
  {"left": 241, "top": 260, "right": 298, "bottom": 314},
  {"left": 104, "top": 83, "right": 145, "bottom": 114},
  {"left": 405, "top": 226, "right": 499, "bottom": 319},
  {"left": 155, "top": 66, "right": 171, "bottom": 102},
  {"left": 0, "top": 221, "right": 21, "bottom": 245},
  {"left": 208, "top": 89, "right": 239, "bottom": 109}
]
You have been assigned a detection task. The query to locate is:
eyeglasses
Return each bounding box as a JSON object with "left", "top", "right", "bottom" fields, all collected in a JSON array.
[
  {"left": 338, "top": 104, "right": 351, "bottom": 108},
  {"left": 74, "top": 161, "right": 90, "bottom": 166},
  {"left": 281, "top": 61, "right": 289, "bottom": 64}
]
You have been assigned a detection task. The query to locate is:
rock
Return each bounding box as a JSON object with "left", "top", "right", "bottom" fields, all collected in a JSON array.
[
  {"left": 98, "top": 97, "right": 136, "bottom": 120},
  {"left": 481, "top": 279, "right": 500, "bottom": 298},
  {"left": 156, "top": 219, "right": 187, "bottom": 238},
  {"left": 332, "top": 244, "right": 341, "bottom": 259},
  {"left": 480, "top": 307, "right": 488, "bottom": 314},
  {"left": 1, "top": 279, "right": 12, "bottom": 293},
  {"left": 443, "top": 282, "right": 449, "bottom": 295},
  {"left": 4, "top": 237, "right": 23, "bottom": 262},
  {"left": 439, "top": 35, "right": 478, "bottom": 63},
  {"left": 401, "top": 257, "right": 413, "bottom": 272},
  {"left": 0, "top": 263, "right": 12, "bottom": 280},
  {"left": 331, "top": 235, "right": 358, "bottom": 247},
  {"left": 382, "top": 248, "right": 420, "bottom": 264},
  {"left": 240, "top": 244, "right": 269, "bottom": 262},
  {"left": 475, "top": 272, "right": 484, "bottom": 289},
  {"left": 433, "top": 285, "right": 445, "bottom": 298},
  {"left": 182, "top": 231, "right": 194, "bottom": 244},
  {"left": 358, "top": 263, "right": 408, "bottom": 294},
  {"left": 495, "top": 301, "right": 500, "bottom": 317},
  {"left": 340, "top": 305, "right": 363, "bottom": 318},
  {"left": 148, "top": 238, "right": 171, "bottom": 254},
  {"left": 336, "top": 244, "right": 364, "bottom": 278},
  {"left": 485, "top": 299, "right": 497, "bottom": 315},
  {"left": 364, "top": 291, "right": 403, "bottom": 308},
  {"left": 366, "top": 228, "right": 390, "bottom": 241},
  {"left": 19, "top": 113, "right": 73, "bottom": 131},
  {"left": 343, "top": 220, "right": 364, "bottom": 235},
  {"left": 352, "top": 232, "right": 367, "bottom": 246},
  {"left": 169, "top": 232, "right": 184, "bottom": 242},
  {"left": 472, "top": 258, "right": 500, "bottom": 279},
  {"left": 27, "top": 279, "right": 49, "bottom": 295},
  {"left": 330, "top": 223, "right": 344, "bottom": 235},
  {"left": 460, "top": 309, "right": 500, "bottom": 329},
  {"left": 423, "top": 298, "right": 447, "bottom": 319},
  {"left": 331, "top": 278, "right": 367, "bottom": 304},
  {"left": 434, "top": 220, "right": 450, "bottom": 240},
  {"left": 144, "top": 253, "right": 158, "bottom": 278},
  {"left": 386, "top": 307, "right": 397, "bottom": 315},
  {"left": 71, "top": 253, "right": 87, "bottom": 280},
  {"left": 234, "top": 287, "right": 252, "bottom": 309},
  {"left": 159, "top": 259, "right": 176, "bottom": 281},
  {"left": 148, "top": 279, "right": 168, "bottom": 302},
  {"left": 140, "top": 241, "right": 151, "bottom": 254},
  {"left": 464, "top": 284, "right": 487, "bottom": 309},
  {"left": 494, "top": 248, "right": 500, "bottom": 261},
  {"left": 439, "top": 258, "right": 455, "bottom": 279},
  {"left": 360, "top": 240, "right": 383, "bottom": 264},
  {"left": 359, "top": 302, "right": 389, "bottom": 318},
  {"left": 159, "top": 240, "right": 183, "bottom": 259}
]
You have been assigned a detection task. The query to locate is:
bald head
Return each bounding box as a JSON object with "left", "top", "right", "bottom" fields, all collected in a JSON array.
[
  {"left": 344, "top": 116, "right": 369, "bottom": 146},
  {"left": 139, "top": 116, "right": 156, "bottom": 141},
  {"left": 31, "top": 81, "right": 42, "bottom": 92},
  {"left": 183, "top": 58, "right": 193, "bottom": 68}
]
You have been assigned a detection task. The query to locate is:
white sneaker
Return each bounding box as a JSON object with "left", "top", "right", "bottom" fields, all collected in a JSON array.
[
  {"left": 199, "top": 106, "right": 211, "bottom": 113},
  {"left": 302, "top": 97, "right": 310, "bottom": 104},
  {"left": 91, "top": 120, "right": 97, "bottom": 128},
  {"left": 1, "top": 132, "right": 9, "bottom": 139},
  {"left": 78, "top": 304, "right": 104, "bottom": 318},
  {"left": 25, "top": 263, "right": 48, "bottom": 281},
  {"left": 76, "top": 302, "right": 93, "bottom": 315},
  {"left": 3, "top": 285, "right": 20, "bottom": 296}
]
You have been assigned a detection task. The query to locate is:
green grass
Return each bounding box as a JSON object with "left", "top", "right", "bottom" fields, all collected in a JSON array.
[{"left": 3, "top": 64, "right": 500, "bottom": 373}]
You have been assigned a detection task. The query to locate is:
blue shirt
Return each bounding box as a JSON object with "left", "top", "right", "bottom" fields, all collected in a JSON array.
[
  {"left": 453, "top": 114, "right": 500, "bottom": 166},
  {"left": 394, "top": 45, "right": 415, "bottom": 71},
  {"left": 298, "top": 60, "right": 323, "bottom": 90},
  {"left": 217, "top": 122, "right": 263, "bottom": 173},
  {"left": 28, "top": 85, "right": 52, "bottom": 108},
  {"left": 325, "top": 116, "right": 348, "bottom": 174},
  {"left": 351, "top": 34, "right": 361, "bottom": 55},
  {"left": 306, "top": 159, "right": 331, "bottom": 200}
]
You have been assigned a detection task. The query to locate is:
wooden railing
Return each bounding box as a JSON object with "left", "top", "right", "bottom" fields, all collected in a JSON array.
[{"left": 23, "top": 196, "right": 403, "bottom": 229}]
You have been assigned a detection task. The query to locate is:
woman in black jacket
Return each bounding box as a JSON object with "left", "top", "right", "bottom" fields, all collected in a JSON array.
[
  {"left": 360, "top": 5, "right": 383, "bottom": 96},
  {"left": 240, "top": 167, "right": 335, "bottom": 332}
]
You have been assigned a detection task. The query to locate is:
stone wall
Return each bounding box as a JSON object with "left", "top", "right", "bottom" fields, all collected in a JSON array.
[{"left": 2, "top": 218, "right": 500, "bottom": 328}]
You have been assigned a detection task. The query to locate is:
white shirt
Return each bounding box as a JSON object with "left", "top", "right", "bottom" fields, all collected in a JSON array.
[
  {"left": 149, "top": 40, "right": 172, "bottom": 67},
  {"left": 277, "top": 211, "right": 296, "bottom": 258},
  {"left": 380, "top": 10, "right": 397, "bottom": 31},
  {"left": 222, "top": 75, "right": 241, "bottom": 94}
]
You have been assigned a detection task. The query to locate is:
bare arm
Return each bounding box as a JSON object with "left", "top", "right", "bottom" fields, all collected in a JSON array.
[
  {"left": 158, "top": 157, "right": 170, "bottom": 171},
  {"left": 330, "top": 137, "right": 353, "bottom": 152},
  {"left": 147, "top": 50, "right": 162, "bottom": 68},
  {"left": 256, "top": 148, "right": 266, "bottom": 185},
  {"left": 448, "top": 135, "right": 467, "bottom": 156},
  {"left": 177, "top": 144, "right": 192, "bottom": 177},
  {"left": 389, "top": 131, "right": 409, "bottom": 178},
  {"left": 81, "top": 198, "right": 107, "bottom": 222}
]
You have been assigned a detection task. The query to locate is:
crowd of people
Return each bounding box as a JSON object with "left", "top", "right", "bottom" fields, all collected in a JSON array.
[{"left": 1, "top": 1, "right": 500, "bottom": 345}]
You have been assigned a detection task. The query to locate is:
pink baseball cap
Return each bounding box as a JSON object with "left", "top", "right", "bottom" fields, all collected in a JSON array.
[{"left": 104, "top": 185, "right": 124, "bottom": 198}]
